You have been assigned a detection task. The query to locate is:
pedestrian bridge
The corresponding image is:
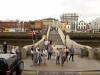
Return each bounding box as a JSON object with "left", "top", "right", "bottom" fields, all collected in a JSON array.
[
  {"left": 22, "top": 26, "right": 100, "bottom": 73},
  {"left": 22, "top": 26, "right": 94, "bottom": 59}
]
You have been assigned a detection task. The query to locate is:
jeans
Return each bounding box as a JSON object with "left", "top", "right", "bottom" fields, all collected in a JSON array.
[
  {"left": 31, "top": 54, "right": 34, "bottom": 60},
  {"left": 69, "top": 54, "right": 74, "bottom": 62},
  {"left": 56, "top": 56, "right": 60, "bottom": 64},
  {"left": 48, "top": 52, "right": 52, "bottom": 60},
  {"left": 65, "top": 52, "right": 69, "bottom": 62},
  {"left": 38, "top": 56, "right": 42, "bottom": 65}
]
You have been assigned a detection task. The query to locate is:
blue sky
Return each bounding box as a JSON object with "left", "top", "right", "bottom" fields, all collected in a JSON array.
[{"left": 0, "top": 0, "right": 100, "bottom": 22}]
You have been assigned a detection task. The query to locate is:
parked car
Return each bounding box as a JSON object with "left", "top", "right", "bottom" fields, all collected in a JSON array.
[{"left": 0, "top": 54, "right": 24, "bottom": 75}]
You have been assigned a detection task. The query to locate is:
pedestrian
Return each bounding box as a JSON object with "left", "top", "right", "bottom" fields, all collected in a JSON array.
[
  {"left": 38, "top": 49, "right": 42, "bottom": 65},
  {"left": 11, "top": 46, "right": 16, "bottom": 54},
  {"left": 51, "top": 26, "right": 53, "bottom": 31},
  {"left": 3, "top": 41, "right": 7, "bottom": 53},
  {"left": 69, "top": 45, "right": 75, "bottom": 62},
  {"left": 43, "top": 48, "right": 48, "bottom": 65},
  {"left": 56, "top": 27, "right": 58, "bottom": 32},
  {"left": 60, "top": 49, "right": 66, "bottom": 66},
  {"left": 49, "top": 39, "right": 52, "bottom": 45},
  {"left": 33, "top": 49, "right": 38, "bottom": 66},
  {"left": 64, "top": 46, "right": 69, "bottom": 62},
  {"left": 80, "top": 48, "right": 84, "bottom": 58},
  {"left": 31, "top": 46, "right": 34, "bottom": 61},
  {"left": 44, "top": 39, "right": 49, "bottom": 50},
  {"left": 55, "top": 49, "right": 60, "bottom": 65},
  {"left": 47, "top": 44, "right": 53, "bottom": 60},
  {"left": 36, "top": 45, "right": 40, "bottom": 52}
]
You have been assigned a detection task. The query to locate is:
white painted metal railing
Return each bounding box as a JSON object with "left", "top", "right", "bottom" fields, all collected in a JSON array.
[
  {"left": 57, "top": 27, "right": 65, "bottom": 45},
  {"left": 46, "top": 26, "right": 51, "bottom": 39}
]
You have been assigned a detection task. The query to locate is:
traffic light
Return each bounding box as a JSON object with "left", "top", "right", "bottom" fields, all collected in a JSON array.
[{"left": 32, "top": 32, "right": 36, "bottom": 40}]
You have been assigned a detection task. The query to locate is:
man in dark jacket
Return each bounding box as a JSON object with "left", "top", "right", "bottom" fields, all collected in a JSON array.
[
  {"left": 3, "top": 41, "right": 7, "bottom": 53},
  {"left": 69, "top": 45, "right": 75, "bottom": 62}
]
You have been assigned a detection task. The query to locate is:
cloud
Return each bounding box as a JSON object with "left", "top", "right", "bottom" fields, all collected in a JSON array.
[{"left": 0, "top": 0, "right": 100, "bottom": 21}]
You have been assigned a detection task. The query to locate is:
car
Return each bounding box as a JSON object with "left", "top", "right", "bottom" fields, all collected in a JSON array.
[{"left": 0, "top": 54, "right": 24, "bottom": 75}]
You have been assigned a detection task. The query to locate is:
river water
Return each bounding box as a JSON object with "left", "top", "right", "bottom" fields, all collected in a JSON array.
[
  {"left": 77, "top": 42, "right": 100, "bottom": 48},
  {"left": 0, "top": 39, "right": 33, "bottom": 47}
]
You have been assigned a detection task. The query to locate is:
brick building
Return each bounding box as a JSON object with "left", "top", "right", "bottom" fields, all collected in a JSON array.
[
  {"left": 0, "top": 20, "right": 43, "bottom": 32},
  {"left": 34, "top": 20, "right": 43, "bottom": 29},
  {"left": 0, "top": 21, "right": 18, "bottom": 32}
]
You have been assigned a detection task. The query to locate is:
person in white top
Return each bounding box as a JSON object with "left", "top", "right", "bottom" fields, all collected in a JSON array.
[
  {"left": 36, "top": 45, "right": 40, "bottom": 52},
  {"left": 43, "top": 48, "right": 48, "bottom": 65},
  {"left": 44, "top": 39, "right": 49, "bottom": 50},
  {"left": 11, "top": 46, "right": 16, "bottom": 54},
  {"left": 31, "top": 46, "right": 34, "bottom": 61}
]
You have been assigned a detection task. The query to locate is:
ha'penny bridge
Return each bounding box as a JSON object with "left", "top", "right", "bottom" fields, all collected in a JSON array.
[{"left": 20, "top": 26, "right": 100, "bottom": 75}]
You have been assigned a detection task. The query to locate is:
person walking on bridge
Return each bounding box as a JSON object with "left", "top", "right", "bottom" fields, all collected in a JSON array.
[
  {"left": 31, "top": 46, "right": 34, "bottom": 61},
  {"left": 61, "top": 48, "right": 66, "bottom": 66},
  {"left": 55, "top": 49, "right": 60, "bottom": 65},
  {"left": 47, "top": 44, "right": 53, "bottom": 60},
  {"left": 44, "top": 39, "right": 49, "bottom": 50},
  {"left": 33, "top": 49, "right": 38, "bottom": 66},
  {"left": 64, "top": 46, "right": 69, "bottom": 62},
  {"left": 37, "top": 49, "right": 42, "bottom": 65},
  {"left": 43, "top": 48, "right": 48, "bottom": 65},
  {"left": 69, "top": 45, "right": 75, "bottom": 62}
]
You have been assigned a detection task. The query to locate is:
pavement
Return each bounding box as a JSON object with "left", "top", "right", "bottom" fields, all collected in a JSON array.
[{"left": 22, "top": 55, "right": 100, "bottom": 72}]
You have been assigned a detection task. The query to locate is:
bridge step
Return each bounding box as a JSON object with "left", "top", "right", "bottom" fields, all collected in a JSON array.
[
  {"left": 22, "top": 70, "right": 100, "bottom": 75},
  {"left": 37, "top": 71, "right": 80, "bottom": 75},
  {"left": 49, "top": 33, "right": 63, "bottom": 45},
  {"left": 22, "top": 70, "right": 37, "bottom": 75}
]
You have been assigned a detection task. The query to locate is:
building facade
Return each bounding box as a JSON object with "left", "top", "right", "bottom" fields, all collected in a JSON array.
[
  {"left": 59, "top": 22, "right": 71, "bottom": 32},
  {"left": 0, "top": 20, "right": 43, "bottom": 32},
  {"left": 66, "top": 24, "right": 71, "bottom": 32},
  {"left": 77, "top": 21, "right": 87, "bottom": 32},
  {"left": 0, "top": 21, "right": 18, "bottom": 32},
  {"left": 89, "top": 22, "right": 100, "bottom": 32},
  {"left": 89, "top": 18, "right": 100, "bottom": 32},
  {"left": 60, "top": 13, "right": 78, "bottom": 32},
  {"left": 42, "top": 18, "right": 59, "bottom": 28},
  {"left": 59, "top": 22, "right": 66, "bottom": 31},
  {"left": 34, "top": 20, "right": 43, "bottom": 29}
]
